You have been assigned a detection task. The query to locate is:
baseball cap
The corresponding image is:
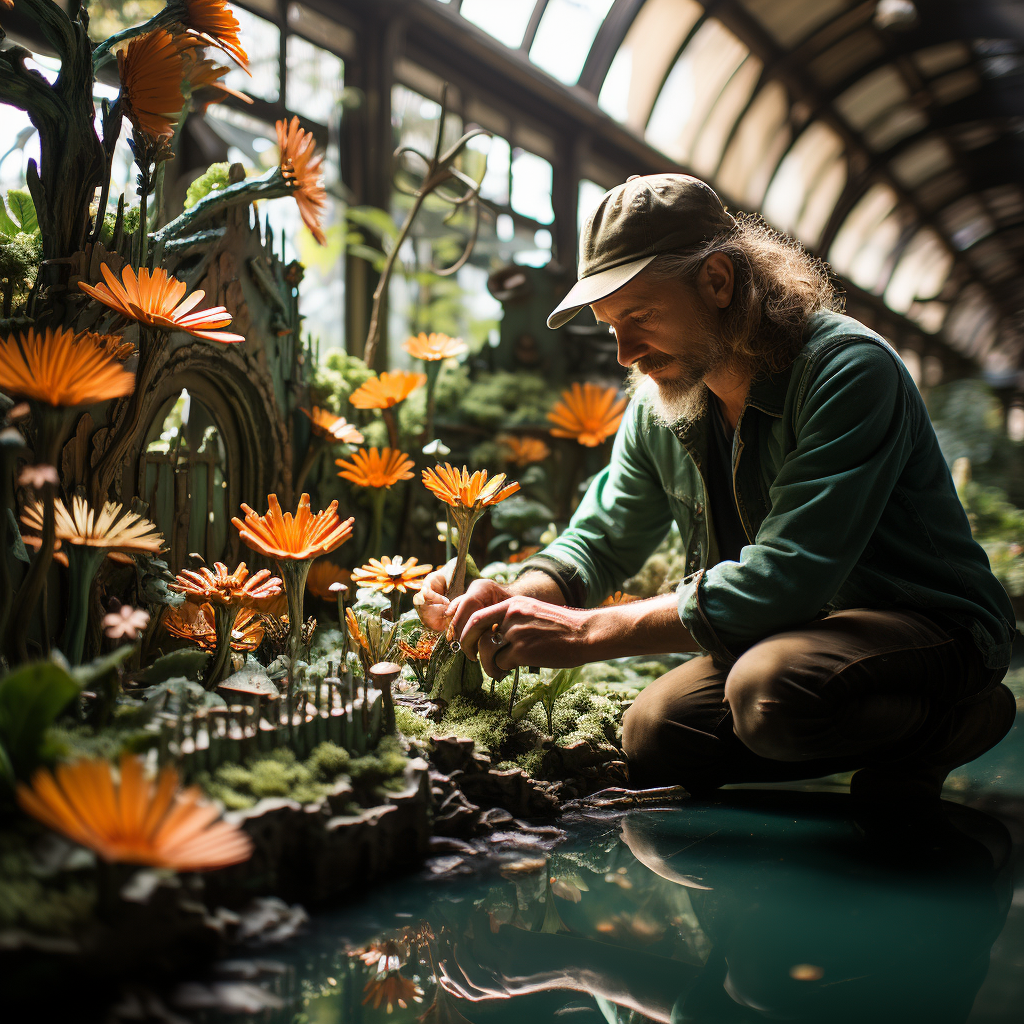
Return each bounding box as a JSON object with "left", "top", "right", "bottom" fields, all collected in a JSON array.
[{"left": 547, "top": 173, "right": 737, "bottom": 329}]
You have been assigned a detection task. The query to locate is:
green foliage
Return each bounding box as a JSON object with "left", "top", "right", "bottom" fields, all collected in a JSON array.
[
  {"left": 458, "top": 372, "right": 562, "bottom": 429},
  {"left": 184, "top": 162, "right": 233, "bottom": 210},
  {"left": 959, "top": 481, "right": 1024, "bottom": 599},
  {"left": 0, "top": 661, "right": 81, "bottom": 783},
  {"left": 0, "top": 232, "right": 42, "bottom": 287},
  {"left": 394, "top": 705, "right": 431, "bottom": 739},
  {"left": 514, "top": 667, "right": 583, "bottom": 736},
  {"left": 621, "top": 524, "right": 687, "bottom": 597},
  {"left": 312, "top": 350, "right": 375, "bottom": 411},
  {"left": 0, "top": 190, "right": 39, "bottom": 236},
  {"left": 97, "top": 205, "right": 141, "bottom": 247},
  {"left": 139, "top": 678, "right": 226, "bottom": 714},
  {"left": 133, "top": 648, "right": 210, "bottom": 685},
  {"left": 490, "top": 495, "right": 555, "bottom": 536},
  {"left": 346, "top": 735, "right": 408, "bottom": 792}
]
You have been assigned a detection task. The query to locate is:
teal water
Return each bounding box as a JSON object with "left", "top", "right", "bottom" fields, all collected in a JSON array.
[{"left": 183, "top": 704, "right": 1024, "bottom": 1024}]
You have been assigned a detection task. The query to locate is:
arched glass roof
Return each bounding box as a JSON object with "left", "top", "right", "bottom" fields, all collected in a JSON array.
[{"left": 434, "top": 0, "right": 1024, "bottom": 380}]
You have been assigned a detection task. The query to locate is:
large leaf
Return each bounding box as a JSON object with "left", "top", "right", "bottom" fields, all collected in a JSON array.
[
  {"left": 0, "top": 661, "right": 81, "bottom": 778},
  {"left": 346, "top": 205, "right": 399, "bottom": 245},
  {"left": 5, "top": 189, "right": 38, "bottom": 234},
  {"left": 133, "top": 648, "right": 210, "bottom": 684},
  {"left": 141, "top": 677, "right": 225, "bottom": 712},
  {"left": 7, "top": 508, "right": 29, "bottom": 563},
  {"left": 0, "top": 196, "right": 17, "bottom": 237},
  {"left": 71, "top": 644, "right": 135, "bottom": 689}
]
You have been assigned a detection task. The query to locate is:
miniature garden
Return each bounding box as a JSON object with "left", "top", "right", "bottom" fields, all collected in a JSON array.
[{"left": 1, "top": 2, "right": 1023, "bottom": 1021}]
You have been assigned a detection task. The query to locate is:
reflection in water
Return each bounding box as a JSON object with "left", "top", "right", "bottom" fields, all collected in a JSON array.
[{"left": 193, "top": 792, "right": 1015, "bottom": 1024}]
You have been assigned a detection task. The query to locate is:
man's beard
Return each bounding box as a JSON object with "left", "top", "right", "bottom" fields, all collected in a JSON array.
[{"left": 626, "top": 332, "right": 731, "bottom": 428}]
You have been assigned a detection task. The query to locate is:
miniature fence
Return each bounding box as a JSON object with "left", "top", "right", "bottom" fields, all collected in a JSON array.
[{"left": 152, "top": 661, "right": 387, "bottom": 782}]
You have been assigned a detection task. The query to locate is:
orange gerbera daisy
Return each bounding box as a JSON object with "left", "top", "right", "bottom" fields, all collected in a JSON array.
[
  {"left": 16, "top": 754, "right": 253, "bottom": 871},
  {"left": 232, "top": 493, "right": 354, "bottom": 561},
  {"left": 498, "top": 434, "right": 551, "bottom": 467},
  {"left": 300, "top": 406, "right": 364, "bottom": 444},
  {"left": 165, "top": 603, "right": 265, "bottom": 652},
  {"left": 362, "top": 973, "right": 424, "bottom": 1014},
  {"left": 601, "top": 591, "right": 641, "bottom": 606},
  {"left": 402, "top": 332, "right": 467, "bottom": 362},
  {"left": 508, "top": 545, "right": 541, "bottom": 564},
  {"left": 175, "top": 0, "right": 249, "bottom": 71},
  {"left": 181, "top": 50, "right": 252, "bottom": 111},
  {"left": 358, "top": 938, "right": 408, "bottom": 973},
  {"left": 548, "top": 382, "right": 628, "bottom": 447},
  {"left": 351, "top": 556, "right": 433, "bottom": 595},
  {"left": 79, "top": 264, "right": 245, "bottom": 344},
  {"left": 21, "top": 496, "right": 163, "bottom": 554},
  {"left": 0, "top": 327, "right": 136, "bottom": 408},
  {"left": 345, "top": 607, "right": 370, "bottom": 653},
  {"left": 305, "top": 559, "right": 351, "bottom": 600},
  {"left": 169, "top": 561, "right": 282, "bottom": 607},
  {"left": 348, "top": 370, "right": 426, "bottom": 410},
  {"left": 277, "top": 116, "right": 327, "bottom": 245},
  {"left": 421, "top": 464, "right": 520, "bottom": 511},
  {"left": 336, "top": 447, "right": 415, "bottom": 490},
  {"left": 118, "top": 29, "right": 193, "bottom": 141}
]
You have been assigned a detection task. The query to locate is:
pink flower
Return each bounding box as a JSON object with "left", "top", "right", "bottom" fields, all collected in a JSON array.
[
  {"left": 18, "top": 464, "right": 59, "bottom": 489},
  {"left": 102, "top": 605, "right": 151, "bottom": 640}
]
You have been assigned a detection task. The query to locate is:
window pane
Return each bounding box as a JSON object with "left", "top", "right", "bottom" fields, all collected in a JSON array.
[
  {"left": 530, "top": 0, "right": 615, "bottom": 85},
  {"left": 578, "top": 178, "right": 606, "bottom": 239},
  {"left": 646, "top": 19, "right": 750, "bottom": 163},
  {"left": 835, "top": 65, "right": 908, "bottom": 131},
  {"left": 467, "top": 133, "right": 511, "bottom": 207},
  {"left": 884, "top": 229, "right": 953, "bottom": 313},
  {"left": 890, "top": 136, "right": 953, "bottom": 188},
  {"left": 796, "top": 155, "right": 847, "bottom": 249},
  {"left": 690, "top": 54, "right": 763, "bottom": 178},
  {"left": 461, "top": 0, "right": 538, "bottom": 48},
  {"left": 286, "top": 36, "right": 344, "bottom": 124},
  {"left": 850, "top": 210, "right": 905, "bottom": 292},
  {"left": 717, "top": 80, "right": 790, "bottom": 205},
  {"left": 739, "top": 0, "right": 852, "bottom": 49},
  {"left": 224, "top": 7, "right": 280, "bottom": 102},
  {"left": 511, "top": 150, "right": 554, "bottom": 224},
  {"left": 762, "top": 122, "right": 844, "bottom": 238},
  {"left": 828, "top": 183, "right": 899, "bottom": 277},
  {"left": 598, "top": 0, "right": 703, "bottom": 130}
]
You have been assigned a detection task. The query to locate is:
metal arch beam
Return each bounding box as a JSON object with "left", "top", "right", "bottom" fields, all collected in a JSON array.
[
  {"left": 577, "top": 0, "right": 648, "bottom": 94},
  {"left": 521, "top": 0, "right": 550, "bottom": 54}
]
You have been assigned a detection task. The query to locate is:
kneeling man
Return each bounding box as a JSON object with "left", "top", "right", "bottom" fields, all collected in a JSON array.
[{"left": 416, "top": 173, "right": 1016, "bottom": 802}]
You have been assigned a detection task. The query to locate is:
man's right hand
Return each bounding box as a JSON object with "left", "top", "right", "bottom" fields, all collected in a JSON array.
[{"left": 413, "top": 569, "right": 513, "bottom": 635}]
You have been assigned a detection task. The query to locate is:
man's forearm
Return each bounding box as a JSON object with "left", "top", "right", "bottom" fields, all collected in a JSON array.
[
  {"left": 584, "top": 593, "right": 698, "bottom": 660},
  {"left": 507, "top": 569, "right": 568, "bottom": 606}
]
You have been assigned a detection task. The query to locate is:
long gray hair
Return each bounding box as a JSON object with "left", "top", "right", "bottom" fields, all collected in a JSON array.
[{"left": 650, "top": 213, "right": 843, "bottom": 374}]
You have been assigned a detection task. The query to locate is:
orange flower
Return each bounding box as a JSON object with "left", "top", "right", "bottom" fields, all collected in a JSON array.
[
  {"left": 79, "top": 264, "right": 245, "bottom": 344},
  {"left": 232, "top": 493, "right": 354, "bottom": 561},
  {"left": 548, "top": 382, "right": 628, "bottom": 447},
  {"left": 80, "top": 331, "right": 135, "bottom": 362},
  {"left": 165, "top": 603, "right": 265, "bottom": 652},
  {"left": 357, "top": 937, "right": 407, "bottom": 974},
  {"left": 16, "top": 755, "right": 253, "bottom": 871},
  {"left": 508, "top": 545, "right": 541, "bottom": 564},
  {"left": 351, "top": 555, "right": 433, "bottom": 595},
  {"left": 398, "top": 632, "right": 439, "bottom": 662},
  {"left": 305, "top": 559, "right": 351, "bottom": 600},
  {"left": 176, "top": 0, "right": 249, "bottom": 71},
  {"left": 277, "top": 116, "right": 327, "bottom": 245},
  {"left": 498, "top": 434, "right": 551, "bottom": 467},
  {"left": 0, "top": 327, "right": 135, "bottom": 408},
  {"left": 118, "top": 29, "right": 192, "bottom": 141},
  {"left": 345, "top": 607, "right": 370, "bottom": 652},
  {"left": 348, "top": 370, "right": 426, "bottom": 410},
  {"left": 181, "top": 50, "right": 252, "bottom": 111},
  {"left": 21, "top": 496, "right": 163, "bottom": 554},
  {"left": 362, "top": 973, "right": 423, "bottom": 1013},
  {"left": 402, "top": 332, "right": 467, "bottom": 362},
  {"left": 336, "top": 447, "right": 415, "bottom": 490},
  {"left": 601, "top": 591, "right": 641, "bottom": 606},
  {"left": 301, "top": 406, "right": 364, "bottom": 444},
  {"left": 421, "top": 464, "right": 520, "bottom": 510},
  {"left": 169, "top": 561, "right": 282, "bottom": 607}
]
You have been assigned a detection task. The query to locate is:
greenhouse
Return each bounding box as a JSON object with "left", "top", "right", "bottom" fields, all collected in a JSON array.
[{"left": 1, "top": 0, "right": 1023, "bottom": 1020}]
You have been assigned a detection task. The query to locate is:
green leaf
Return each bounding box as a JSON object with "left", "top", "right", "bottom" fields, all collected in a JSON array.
[
  {"left": 133, "top": 648, "right": 210, "bottom": 684},
  {"left": 346, "top": 205, "right": 399, "bottom": 244},
  {"left": 0, "top": 661, "right": 81, "bottom": 777},
  {"left": 7, "top": 508, "right": 29, "bottom": 563},
  {"left": 0, "top": 196, "right": 18, "bottom": 237},
  {"left": 71, "top": 644, "right": 135, "bottom": 689},
  {"left": 5, "top": 189, "right": 38, "bottom": 234}
]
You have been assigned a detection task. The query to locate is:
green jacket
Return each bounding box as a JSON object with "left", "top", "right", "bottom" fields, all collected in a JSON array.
[{"left": 527, "top": 311, "right": 1016, "bottom": 669}]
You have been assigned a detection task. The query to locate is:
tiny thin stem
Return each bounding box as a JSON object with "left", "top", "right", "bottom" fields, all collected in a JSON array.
[
  {"left": 205, "top": 604, "right": 240, "bottom": 689},
  {"left": 424, "top": 360, "right": 441, "bottom": 443},
  {"left": 364, "top": 487, "right": 387, "bottom": 560},
  {"left": 381, "top": 407, "right": 400, "bottom": 450},
  {"left": 389, "top": 590, "right": 402, "bottom": 623}
]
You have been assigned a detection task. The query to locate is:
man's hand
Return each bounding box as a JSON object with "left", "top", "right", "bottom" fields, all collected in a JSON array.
[{"left": 412, "top": 565, "right": 457, "bottom": 632}]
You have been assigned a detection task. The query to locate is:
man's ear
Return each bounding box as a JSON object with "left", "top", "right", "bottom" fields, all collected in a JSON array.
[{"left": 700, "top": 253, "right": 735, "bottom": 309}]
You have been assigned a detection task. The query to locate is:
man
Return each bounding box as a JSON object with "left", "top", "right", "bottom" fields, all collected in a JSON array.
[{"left": 416, "top": 173, "right": 1016, "bottom": 802}]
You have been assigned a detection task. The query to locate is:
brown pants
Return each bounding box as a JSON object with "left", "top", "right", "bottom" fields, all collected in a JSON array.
[{"left": 622, "top": 609, "right": 1016, "bottom": 793}]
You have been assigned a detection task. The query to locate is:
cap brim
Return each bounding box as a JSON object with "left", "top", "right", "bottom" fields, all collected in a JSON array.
[{"left": 546, "top": 255, "right": 657, "bottom": 329}]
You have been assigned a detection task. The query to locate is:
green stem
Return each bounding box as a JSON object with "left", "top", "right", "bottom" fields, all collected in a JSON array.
[
  {"left": 382, "top": 408, "right": 400, "bottom": 450},
  {"left": 447, "top": 510, "right": 480, "bottom": 600},
  {"left": 91, "top": 13, "right": 173, "bottom": 73},
  {"left": 365, "top": 488, "right": 386, "bottom": 560},
  {"left": 62, "top": 547, "right": 105, "bottom": 666},
  {"left": 389, "top": 590, "right": 402, "bottom": 623},
  {"left": 205, "top": 603, "right": 240, "bottom": 689},
  {"left": 294, "top": 437, "right": 326, "bottom": 495},
  {"left": 279, "top": 559, "right": 313, "bottom": 664},
  {"left": 424, "top": 360, "right": 441, "bottom": 442}
]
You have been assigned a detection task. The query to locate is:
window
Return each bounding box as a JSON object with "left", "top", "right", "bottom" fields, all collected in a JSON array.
[
  {"left": 530, "top": 0, "right": 616, "bottom": 86},
  {"left": 689, "top": 55, "right": 764, "bottom": 179},
  {"left": 460, "top": 0, "right": 538, "bottom": 48},
  {"left": 717, "top": 81, "right": 790, "bottom": 206},
  {"left": 285, "top": 35, "right": 345, "bottom": 124},
  {"left": 224, "top": 7, "right": 281, "bottom": 102},
  {"left": 884, "top": 229, "right": 953, "bottom": 314}
]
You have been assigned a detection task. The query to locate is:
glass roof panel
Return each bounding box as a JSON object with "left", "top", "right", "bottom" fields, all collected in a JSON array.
[
  {"left": 597, "top": 0, "right": 703, "bottom": 131},
  {"left": 884, "top": 229, "right": 954, "bottom": 313},
  {"left": 690, "top": 54, "right": 763, "bottom": 179},
  {"left": 809, "top": 29, "right": 884, "bottom": 87},
  {"left": 941, "top": 196, "right": 996, "bottom": 251},
  {"left": 890, "top": 136, "right": 953, "bottom": 189},
  {"left": 835, "top": 65, "right": 908, "bottom": 131},
  {"left": 738, "top": 0, "right": 852, "bottom": 49},
  {"left": 646, "top": 18, "right": 749, "bottom": 162},
  {"left": 762, "top": 121, "right": 844, "bottom": 238},
  {"left": 530, "top": 0, "right": 616, "bottom": 86},
  {"left": 716, "top": 80, "right": 790, "bottom": 206},
  {"left": 460, "top": 0, "right": 538, "bottom": 48},
  {"left": 828, "top": 182, "right": 898, "bottom": 275},
  {"left": 931, "top": 67, "right": 981, "bottom": 104},
  {"left": 945, "top": 284, "right": 998, "bottom": 358},
  {"left": 912, "top": 42, "right": 971, "bottom": 79},
  {"left": 511, "top": 149, "right": 555, "bottom": 224},
  {"left": 797, "top": 154, "right": 847, "bottom": 249},
  {"left": 863, "top": 104, "right": 928, "bottom": 152},
  {"left": 849, "top": 209, "right": 904, "bottom": 292}
]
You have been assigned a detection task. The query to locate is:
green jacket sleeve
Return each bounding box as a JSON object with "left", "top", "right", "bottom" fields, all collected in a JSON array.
[
  {"left": 527, "top": 400, "right": 674, "bottom": 606},
  {"left": 679, "top": 341, "right": 915, "bottom": 660}
]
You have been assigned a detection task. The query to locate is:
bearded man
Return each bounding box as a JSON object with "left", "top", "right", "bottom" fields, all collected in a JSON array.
[{"left": 416, "top": 173, "right": 1016, "bottom": 804}]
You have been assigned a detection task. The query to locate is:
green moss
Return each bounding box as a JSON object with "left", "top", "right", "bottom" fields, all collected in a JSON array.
[
  {"left": 347, "top": 736, "right": 408, "bottom": 792},
  {"left": 395, "top": 706, "right": 431, "bottom": 740},
  {"left": 184, "top": 162, "right": 233, "bottom": 209},
  {"left": 458, "top": 372, "right": 561, "bottom": 429}
]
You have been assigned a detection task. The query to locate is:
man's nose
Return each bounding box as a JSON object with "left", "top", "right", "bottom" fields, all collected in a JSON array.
[{"left": 614, "top": 328, "right": 648, "bottom": 368}]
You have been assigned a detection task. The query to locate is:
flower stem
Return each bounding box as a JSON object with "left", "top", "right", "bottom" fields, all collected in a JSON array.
[
  {"left": 365, "top": 488, "right": 387, "bottom": 560},
  {"left": 62, "top": 547, "right": 105, "bottom": 666},
  {"left": 447, "top": 511, "right": 479, "bottom": 600},
  {"left": 389, "top": 590, "right": 402, "bottom": 623},
  {"left": 294, "top": 437, "right": 326, "bottom": 495},
  {"left": 279, "top": 559, "right": 313, "bottom": 664},
  {"left": 382, "top": 408, "right": 400, "bottom": 450},
  {"left": 205, "top": 604, "right": 241, "bottom": 689},
  {"left": 424, "top": 360, "right": 441, "bottom": 442}
]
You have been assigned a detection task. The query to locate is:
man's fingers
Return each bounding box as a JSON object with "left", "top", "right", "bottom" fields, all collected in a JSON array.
[{"left": 459, "top": 601, "right": 512, "bottom": 662}]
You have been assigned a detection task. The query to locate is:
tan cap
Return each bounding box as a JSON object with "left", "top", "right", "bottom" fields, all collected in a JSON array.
[{"left": 547, "top": 173, "right": 736, "bottom": 329}]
